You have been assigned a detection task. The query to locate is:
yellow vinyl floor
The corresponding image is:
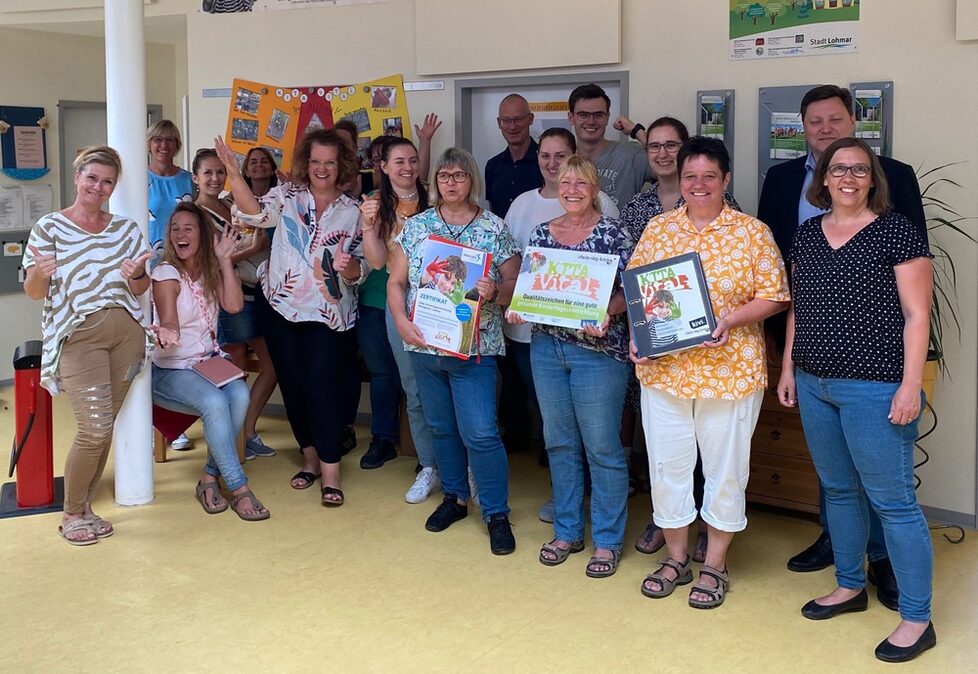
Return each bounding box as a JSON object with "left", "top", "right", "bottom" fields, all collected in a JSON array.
[{"left": 0, "top": 388, "right": 975, "bottom": 673}]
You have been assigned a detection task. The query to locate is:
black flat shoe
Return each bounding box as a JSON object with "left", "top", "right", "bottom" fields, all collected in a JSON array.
[
  {"left": 359, "top": 438, "right": 397, "bottom": 469},
  {"left": 787, "top": 531, "right": 834, "bottom": 573},
  {"left": 801, "top": 588, "right": 868, "bottom": 620},
  {"left": 875, "top": 622, "right": 937, "bottom": 663},
  {"left": 867, "top": 558, "right": 900, "bottom": 612},
  {"left": 425, "top": 495, "right": 468, "bottom": 532}
]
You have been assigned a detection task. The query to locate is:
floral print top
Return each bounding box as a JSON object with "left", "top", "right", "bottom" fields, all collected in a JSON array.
[
  {"left": 627, "top": 204, "right": 789, "bottom": 399},
  {"left": 235, "top": 184, "right": 367, "bottom": 330},
  {"left": 528, "top": 214, "right": 635, "bottom": 363},
  {"left": 619, "top": 182, "right": 741, "bottom": 244},
  {"left": 395, "top": 207, "right": 520, "bottom": 357}
]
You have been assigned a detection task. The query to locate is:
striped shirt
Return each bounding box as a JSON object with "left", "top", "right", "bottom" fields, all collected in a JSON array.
[{"left": 22, "top": 212, "right": 152, "bottom": 394}]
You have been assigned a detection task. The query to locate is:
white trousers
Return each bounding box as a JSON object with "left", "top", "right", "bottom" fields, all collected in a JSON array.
[{"left": 641, "top": 387, "right": 763, "bottom": 533}]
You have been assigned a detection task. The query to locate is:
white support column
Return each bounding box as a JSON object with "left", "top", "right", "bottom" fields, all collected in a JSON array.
[{"left": 106, "top": 0, "right": 154, "bottom": 505}]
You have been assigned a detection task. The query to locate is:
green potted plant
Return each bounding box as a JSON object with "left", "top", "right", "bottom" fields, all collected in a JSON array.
[{"left": 918, "top": 162, "right": 976, "bottom": 398}]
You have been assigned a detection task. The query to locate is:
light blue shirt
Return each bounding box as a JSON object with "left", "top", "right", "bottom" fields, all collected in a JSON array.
[{"left": 798, "top": 152, "right": 829, "bottom": 226}]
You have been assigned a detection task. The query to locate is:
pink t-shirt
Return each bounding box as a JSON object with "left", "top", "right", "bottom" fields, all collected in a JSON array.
[{"left": 151, "top": 263, "right": 220, "bottom": 370}]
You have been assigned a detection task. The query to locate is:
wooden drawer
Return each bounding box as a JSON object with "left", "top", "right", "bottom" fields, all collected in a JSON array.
[
  {"left": 746, "top": 454, "right": 820, "bottom": 512},
  {"left": 752, "top": 412, "right": 812, "bottom": 461}
]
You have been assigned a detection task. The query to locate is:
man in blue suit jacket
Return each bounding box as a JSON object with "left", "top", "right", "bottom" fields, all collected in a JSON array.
[{"left": 757, "top": 85, "right": 926, "bottom": 611}]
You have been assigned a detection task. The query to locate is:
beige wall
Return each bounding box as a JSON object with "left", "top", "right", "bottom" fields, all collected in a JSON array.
[{"left": 0, "top": 26, "right": 181, "bottom": 381}]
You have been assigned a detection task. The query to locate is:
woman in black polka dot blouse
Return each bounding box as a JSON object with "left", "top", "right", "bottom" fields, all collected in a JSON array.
[{"left": 777, "top": 137, "right": 936, "bottom": 663}]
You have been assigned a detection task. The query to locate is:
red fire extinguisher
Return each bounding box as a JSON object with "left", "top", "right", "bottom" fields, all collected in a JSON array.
[{"left": 7, "top": 341, "right": 54, "bottom": 508}]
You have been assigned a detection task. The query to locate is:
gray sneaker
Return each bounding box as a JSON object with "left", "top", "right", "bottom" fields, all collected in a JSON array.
[{"left": 245, "top": 434, "right": 277, "bottom": 460}]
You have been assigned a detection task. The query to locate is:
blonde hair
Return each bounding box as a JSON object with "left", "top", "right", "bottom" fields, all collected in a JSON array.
[
  {"left": 146, "top": 119, "right": 183, "bottom": 151},
  {"left": 556, "top": 155, "right": 601, "bottom": 211},
  {"left": 73, "top": 145, "right": 123, "bottom": 180}
]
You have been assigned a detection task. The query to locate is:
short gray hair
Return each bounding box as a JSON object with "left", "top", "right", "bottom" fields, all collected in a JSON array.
[{"left": 432, "top": 147, "right": 481, "bottom": 207}]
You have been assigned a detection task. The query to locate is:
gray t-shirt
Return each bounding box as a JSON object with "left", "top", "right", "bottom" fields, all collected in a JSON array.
[{"left": 592, "top": 140, "right": 651, "bottom": 207}]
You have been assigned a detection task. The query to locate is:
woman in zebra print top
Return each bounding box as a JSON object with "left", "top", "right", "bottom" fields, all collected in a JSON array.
[{"left": 23, "top": 145, "right": 153, "bottom": 546}]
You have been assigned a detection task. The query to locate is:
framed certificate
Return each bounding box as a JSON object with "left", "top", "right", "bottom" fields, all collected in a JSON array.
[
  {"left": 508, "top": 246, "right": 620, "bottom": 330},
  {"left": 622, "top": 252, "right": 717, "bottom": 359},
  {"left": 411, "top": 235, "right": 491, "bottom": 359}
]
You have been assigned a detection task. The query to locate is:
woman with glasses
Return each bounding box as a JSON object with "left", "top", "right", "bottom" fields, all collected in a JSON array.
[
  {"left": 147, "top": 120, "right": 193, "bottom": 259},
  {"left": 387, "top": 147, "right": 521, "bottom": 555},
  {"left": 618, "top": 118, "right": 739, "bottom": 561},
  {"left": 216, "top": 128, "right": 368, "bottom": 508},
  {"left": 777, "top": 138, "right": 936, "bottom": 663}
]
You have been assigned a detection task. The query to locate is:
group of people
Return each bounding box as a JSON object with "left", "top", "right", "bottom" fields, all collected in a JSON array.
[{"left": 22, "top": 82, "right": 936, "bottom": 663}]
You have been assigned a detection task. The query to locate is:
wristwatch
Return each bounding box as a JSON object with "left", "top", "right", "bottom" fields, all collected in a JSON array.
[{"left": 629, "top": 123, "right": 645, "bottom": 140}]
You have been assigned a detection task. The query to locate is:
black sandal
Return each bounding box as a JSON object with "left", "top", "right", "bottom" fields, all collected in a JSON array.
[
  {"left": 321, "top": 486, "right": 345, "bottom": 507},
  {"left": 290, "top": 471, "right": 320, "bottom": 490}
]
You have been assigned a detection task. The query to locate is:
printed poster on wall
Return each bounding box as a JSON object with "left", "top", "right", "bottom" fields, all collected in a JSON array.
[
  {"left": 509, "top": 247, "right": 620, "bottom": 330},
  {"left": 224, "top": 74, "right": 411, "bottom": 174},
  {"left": 729, "top": 0, "right": 859, "bottom": 61}
]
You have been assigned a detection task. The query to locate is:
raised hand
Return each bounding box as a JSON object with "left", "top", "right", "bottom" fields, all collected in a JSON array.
[
  {"left": 214, "top": 222, "right": 242, "bottom": 262},
  {"left": 28, "top": 244, "right": 57, "bottom": 278},
  {"left": 613, "top": 115, "right": 634, "bottom": 135},
  {"left": 414, "top": 113, "right": 442, "bottom": 143},
  {"left": 121, "top": 252, "right": 151, "bottom": 279},
  {"left": 214, "top": 136, "right": 242, "bottom": 178}
]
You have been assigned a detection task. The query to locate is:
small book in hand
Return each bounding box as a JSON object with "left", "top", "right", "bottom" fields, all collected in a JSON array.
[{"left": 192, "top": 355, "right": 245, "bottom": 388}]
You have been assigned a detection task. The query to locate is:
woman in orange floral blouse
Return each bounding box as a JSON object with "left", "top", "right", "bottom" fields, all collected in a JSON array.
[{"left": 627, "top": 137, "right": 789, "bottom": 609}]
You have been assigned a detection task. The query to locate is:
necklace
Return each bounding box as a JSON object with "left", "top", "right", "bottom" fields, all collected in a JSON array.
[
  {"left": 437, "top": 206, "right": 480, "bottom": 241},
  {"left": 396, "top": 190, "right": 418, "bottom": 201}
]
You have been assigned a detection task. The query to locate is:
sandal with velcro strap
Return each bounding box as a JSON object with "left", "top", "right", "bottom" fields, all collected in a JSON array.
[{"left": 688, "top": 565, "right": 730, "bottom": 609}]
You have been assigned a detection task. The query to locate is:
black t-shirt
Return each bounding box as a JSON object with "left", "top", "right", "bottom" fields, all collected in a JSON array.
[{"left": 789, "top": 211, "right": 931, "bottom": 382}]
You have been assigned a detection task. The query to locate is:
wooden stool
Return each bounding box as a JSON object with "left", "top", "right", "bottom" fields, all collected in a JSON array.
[{"left": 152, "top": 405, "right": 245, "bottom": 464}]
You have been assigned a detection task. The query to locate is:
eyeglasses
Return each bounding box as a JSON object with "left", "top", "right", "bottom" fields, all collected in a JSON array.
[
  {"left": 828, "top": 163, "right": 871, "bottom": 178},
  {"left": 152, "top": 136, "right": 179, "bottom": 145},
  {"left": 497, "top": 114, "right": 531, "bottom": 126},
  {"left": 573, "top": 111, "right": 609, "bottom": 122},
  {"left": 436, "top": 171, "right": 470, "bottom": 184},
  {"left": 647, "top": 141, "right": 682, "bottom": 154}
]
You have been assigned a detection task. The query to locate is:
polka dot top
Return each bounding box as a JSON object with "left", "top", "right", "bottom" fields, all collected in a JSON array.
[{"left": 789, "top": 211, "right": 931, "bottom": 382}]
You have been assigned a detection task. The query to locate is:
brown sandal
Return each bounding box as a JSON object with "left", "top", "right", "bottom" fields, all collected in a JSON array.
[
  {"left": 321, "top": 486, "right": 345, "bottom": 507},
  {"left": 539, "top": 539, "right": 585, "bottom": 566},
  {"left": 195, "top": 480, "right": 228, "bottom": 515},
  {"left": 59, "top": 518, "right": 99, "bottom": 546},
  {"left": 641, "top": 555, "right": 693, "bottom": 598},
  {"left": 688, "top": 565, "right": 730, "bottom": 609},
  {"left": 83, "top": 513, "right": 114, "bottom": 538},
  {"left": 229, "top": 489, "right": 270, "bottom": 521},
  {"left": 585, "top": 550, "right": 622, "bottom": 578}
]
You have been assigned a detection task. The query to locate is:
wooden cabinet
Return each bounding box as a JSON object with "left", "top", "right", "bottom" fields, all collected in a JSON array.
[{"left": 746, "top": 365, "right": 821, "bottom": 513}]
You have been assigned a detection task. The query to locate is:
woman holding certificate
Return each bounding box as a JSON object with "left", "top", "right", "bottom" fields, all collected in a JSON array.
[
  {"left": 777, "top": 138, "right": 936, "bottom": 663},
  {"left": 387, "top": 147, "right": 521, "bottom": 556},
  {"left": 507, "top": 155, "right": 634, "bottom": 577},
  {"left": 216, "top": 128, "right": 368, "bottom": 508},
  {"left": 151, "top": 202, "right": 270, "bottom": 521},
  {"left": 628, "top": 137, "right": 789, "bottom": 608}
]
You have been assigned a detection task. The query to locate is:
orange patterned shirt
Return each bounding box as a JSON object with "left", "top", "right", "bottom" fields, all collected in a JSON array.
[{"left": 627, "top": 204, "right": 789, "bottom": 400}]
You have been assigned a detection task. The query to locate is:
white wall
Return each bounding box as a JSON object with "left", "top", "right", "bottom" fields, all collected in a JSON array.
[{"left": 0, "top": 27, "right": 181, "bottom": 381}]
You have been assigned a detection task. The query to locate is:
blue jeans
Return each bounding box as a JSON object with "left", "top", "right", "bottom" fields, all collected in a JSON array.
[
  {"left": 152, "top": 364, "right": 250, "bottom": 491},
  {"left": 386, "top": 309, "right": 436, "bottom": 467},
  {"left": 795, "top": 369, "right": 932, "bottom": 622},
  {"left": 410, "top": 352, "right": 509, "bottom": 519},
  {"left": 357, "top": 305, "right": 400, "bottom": 441},
  {"left": 531, "top": 334, "right": 629, "bottom": 550}
]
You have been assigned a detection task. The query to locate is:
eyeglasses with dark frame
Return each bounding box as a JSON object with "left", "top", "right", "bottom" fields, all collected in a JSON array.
[
  {"left": 646, "top": 141, "right": 683, "bottom": 154},
  {"left": 573, "top": 110, "right": 609, "bottom": 122},
  {"left": 827, "top": 163, "right": 872, "bottom": 178},
  {"left": 436, "top": 171, "right": 470, "bottom": 184}
]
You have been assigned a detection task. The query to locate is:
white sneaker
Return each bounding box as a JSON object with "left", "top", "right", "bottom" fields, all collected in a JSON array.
[
  {"left": 468, "top": 466, "right": 480, "bottom": 509},
  {"left": 405, "top": 467, "right": 441, "bottom": 504},
  {"left": 170, "top": 433, "right": 192, "bottom": 450}
]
